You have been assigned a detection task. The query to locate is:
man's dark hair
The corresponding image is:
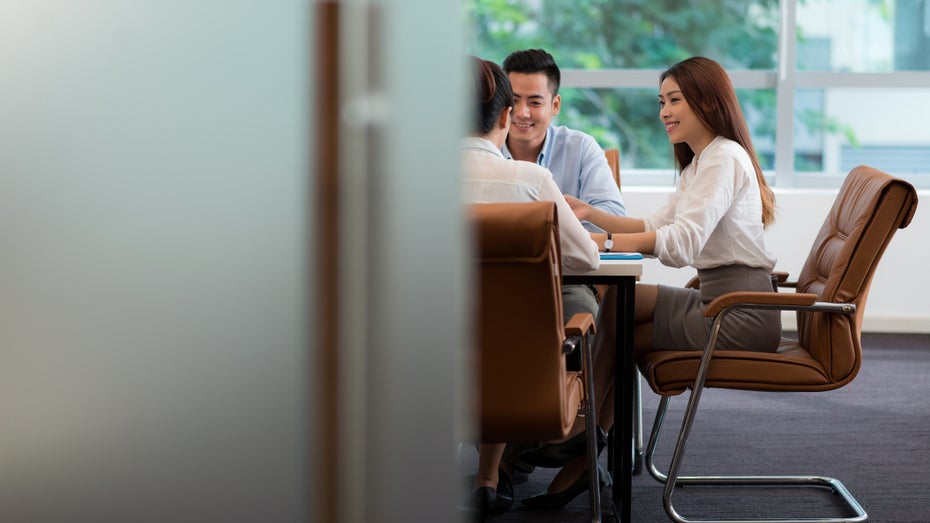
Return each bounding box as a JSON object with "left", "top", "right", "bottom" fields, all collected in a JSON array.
[{"left": 502, "top": 48, "right": 561, "bottom": 95}]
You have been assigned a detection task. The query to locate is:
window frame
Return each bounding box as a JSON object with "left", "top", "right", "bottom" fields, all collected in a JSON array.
[{"left": 558, "top": 1, "right": 930, "bottom": 188}]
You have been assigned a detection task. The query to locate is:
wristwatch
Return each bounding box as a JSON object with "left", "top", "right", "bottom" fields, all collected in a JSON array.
[{"left": 604, "top": 232, "right": 613, "bottom": 252}]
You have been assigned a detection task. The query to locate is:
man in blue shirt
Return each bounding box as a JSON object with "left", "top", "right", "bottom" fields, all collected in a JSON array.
[
  {"left": 499, "top": 48, "right": 627, "bottom": 480},
  {"left": 502, "top": 48, "right": 626, "bottom": 222}
]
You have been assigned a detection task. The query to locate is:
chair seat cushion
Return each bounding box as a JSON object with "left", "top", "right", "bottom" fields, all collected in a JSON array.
[{"left": 638, "top": 337, "right": 844, "bottom": 396}]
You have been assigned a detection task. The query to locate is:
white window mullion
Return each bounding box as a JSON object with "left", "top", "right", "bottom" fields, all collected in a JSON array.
[{"left": 774, "top": 0, "right": 798, "bottom": 187}]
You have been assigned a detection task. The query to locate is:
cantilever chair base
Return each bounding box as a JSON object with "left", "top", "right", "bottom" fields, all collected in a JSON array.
[{"left": 645, "top": 394, "right": 868, "bottom": 523}]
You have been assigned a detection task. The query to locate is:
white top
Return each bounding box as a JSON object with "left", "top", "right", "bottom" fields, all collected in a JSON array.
[
  {"left": 643, "top": 136, "right": 777, "bottom": 271},
  {"left": 461, "top": 137, "right": 600, "bottom": 272}
]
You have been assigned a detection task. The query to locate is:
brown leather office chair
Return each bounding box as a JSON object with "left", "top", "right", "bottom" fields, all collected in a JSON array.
[
  {"left": 638, "top": 166, "right": 918, "bottom": 523},
  {"left": 469, "top": 201, "right": 602, "bottom": 521},
  {"left": 604, "top": 148, "right": 621, "bottom": 190}
]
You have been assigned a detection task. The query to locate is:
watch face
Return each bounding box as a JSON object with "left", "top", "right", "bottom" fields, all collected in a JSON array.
[{"left": 604, "top": 239, "right": 613, "bottom": 251}]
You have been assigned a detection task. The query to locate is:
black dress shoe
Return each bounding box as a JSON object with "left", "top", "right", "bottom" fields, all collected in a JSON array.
[
  {"left": 457, "top": 469, "right": 514, "bottom": 519},
  {"left": 520, "top": 465, "right": 611, "bottom": 510},
  {"left": 494, "top": 468, "right": 514, "bottom": 509},
  {"left": 517, "top": 427, "right": 608, "bottom": 468}
]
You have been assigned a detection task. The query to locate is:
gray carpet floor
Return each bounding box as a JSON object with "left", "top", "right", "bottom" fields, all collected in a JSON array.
[{"left": 460, "top": 332, "right": 930, "bottom": 522}]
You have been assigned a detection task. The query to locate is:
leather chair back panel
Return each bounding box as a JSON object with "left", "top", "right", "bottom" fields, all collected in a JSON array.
[
  {"left": 476, "top": 201, "right": 562, "bottom": 263},
  {"left": 471, "top": 201, "right": 579, "bottom": 442},
  {"left": 796, "top": 166, "right": 918, "bottom": 382}
]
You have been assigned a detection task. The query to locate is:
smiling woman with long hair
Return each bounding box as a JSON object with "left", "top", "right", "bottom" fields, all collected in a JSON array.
[{"left": 568, "top": 55, "right": 779, "bottom": 360}]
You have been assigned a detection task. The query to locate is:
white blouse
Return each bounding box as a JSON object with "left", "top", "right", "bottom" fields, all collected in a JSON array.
[
  {"left": 461, "top": 137, "right": 600, "bottom": 272},
  {"left": 643, "top": 137, "right": 776, "bottom": 271}
]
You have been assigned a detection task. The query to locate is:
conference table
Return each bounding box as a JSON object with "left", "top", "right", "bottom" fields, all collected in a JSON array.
[{"left": 564, "top": 256, "right": 643, "bottom": 522}]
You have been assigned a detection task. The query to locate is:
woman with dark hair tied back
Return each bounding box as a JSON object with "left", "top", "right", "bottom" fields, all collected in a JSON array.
[
  {"left": 463, "top": 56, "right": 599, "bottom": 279},
  {"left": 459, "top": 56, "right": 602, "bottom": 519},
  {"left": 472, "top": 56, "right": 513, "bottom": 135}
]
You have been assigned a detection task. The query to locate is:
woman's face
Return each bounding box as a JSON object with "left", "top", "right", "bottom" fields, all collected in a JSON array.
[{"left": 658, "top": 77, "right": 714, "bottom": 154}]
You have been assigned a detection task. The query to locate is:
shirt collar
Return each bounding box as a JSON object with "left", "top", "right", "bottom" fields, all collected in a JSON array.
[
  {"left": 500, "top": 126, "right": 553, "bottom": 165},
  {"left": 538, "top": 126, "right": 554, "bottom": 167},
  {"left": 461, "top": 136, "right": 505, "bottom": 158}
]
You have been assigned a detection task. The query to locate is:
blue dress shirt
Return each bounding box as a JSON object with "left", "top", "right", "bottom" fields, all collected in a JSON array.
[{"left": 502, "top": 125, "right": 627, "bottom": 231}]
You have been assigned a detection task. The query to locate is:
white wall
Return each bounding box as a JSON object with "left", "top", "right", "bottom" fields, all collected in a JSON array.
[{"left": 626, "top": 186, "right": 928, "bottom": 333}]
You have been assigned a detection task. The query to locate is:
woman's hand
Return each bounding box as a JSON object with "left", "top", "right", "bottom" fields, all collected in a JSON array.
[
  {"left": 565, "top": 196, "right": 647, "bottom": 239},
  {"left": 564, "top": 195, "right": 592, "bottom": 221}
]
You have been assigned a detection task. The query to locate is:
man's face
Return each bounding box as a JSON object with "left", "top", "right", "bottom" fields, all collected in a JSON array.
[{"left": 507, "top": 72, "right": 561, "bottom": 149}]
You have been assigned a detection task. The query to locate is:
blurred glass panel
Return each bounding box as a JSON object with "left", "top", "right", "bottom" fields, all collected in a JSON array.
[
  {"left": 794, "top": 87, "right": 930, "bottom": 187},
  {"left": 465, "top": 0, "right": 780, "bottom": 69},
  {"left": 797, "top": 0, "right": 930, "bottom": 72}
]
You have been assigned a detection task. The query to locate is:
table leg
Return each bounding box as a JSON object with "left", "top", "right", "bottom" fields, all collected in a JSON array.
[{"left": 611, "top": 277, "right": 635, "bottom": 522}]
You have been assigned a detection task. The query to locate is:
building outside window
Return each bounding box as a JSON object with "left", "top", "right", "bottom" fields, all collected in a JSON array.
[{"left": 465, "top": 0, "right": 930, "bottom": 189}]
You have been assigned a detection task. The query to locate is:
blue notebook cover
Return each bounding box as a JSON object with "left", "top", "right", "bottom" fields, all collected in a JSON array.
[{"left": 600, "top": 252, "right": 643, "bottom": 260}]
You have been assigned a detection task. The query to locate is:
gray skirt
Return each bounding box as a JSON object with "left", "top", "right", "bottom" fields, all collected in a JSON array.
[{"left": 653, "top": 264, "right": 781, "bottom": 352}]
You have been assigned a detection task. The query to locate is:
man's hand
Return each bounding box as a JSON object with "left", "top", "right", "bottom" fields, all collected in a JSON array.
[{"left": 564, "top": 195, "right": 592, "bottom": 221}]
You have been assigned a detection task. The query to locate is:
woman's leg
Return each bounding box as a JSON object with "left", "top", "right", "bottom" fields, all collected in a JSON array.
[
  {"left": 541, "top": 283, "right": 659, "bottom": 494},
  {"left": 475, "top": 443, "right": 506, "bottom": 489},
  {"left": 633, "top": 283, "right": 658, "bottom": 360},
  {"left": 462, "top": 443, "right": 514, "bottom": 516},
  {"left": 591, "top": 285, "right": 618, "bottom": 430}
]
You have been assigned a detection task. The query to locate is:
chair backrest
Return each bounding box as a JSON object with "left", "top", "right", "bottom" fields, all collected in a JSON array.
[
  {"left": 795, "top": 165, "right": 918, "bottom": 384},
  {"left": 604, "top": 148, "right": 620, "bottom": 189},
  {"left": 469, "top": 201, "right": 581, "bottom": 442}
]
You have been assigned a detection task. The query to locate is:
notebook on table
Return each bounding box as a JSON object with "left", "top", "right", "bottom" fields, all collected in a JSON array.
[{"left": 600, "top": 252, "right": 643, "bottom": 260}]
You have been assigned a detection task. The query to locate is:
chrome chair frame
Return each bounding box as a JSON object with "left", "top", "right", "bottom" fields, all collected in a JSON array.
[
  {"left": 564, "top": 332, "right": 603, "bottom": 523},
  {"left": 638, "top": 166, "right": 918, "bottom": 522},
  {"left": 644, "top": 300, "right": 868, "bottom": 523}
]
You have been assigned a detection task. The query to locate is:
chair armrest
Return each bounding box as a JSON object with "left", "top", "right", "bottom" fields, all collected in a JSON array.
[
  {"left": 702, "top": 291, "right": 855, "bottom": 318},
  {"left": 562, "top": 312, "right": 596, "bottom": 355},
  {"left": 703, "top": 291, "right": 817, "bottom": 317},
  {"left": 565, "top": 312, "right": 596, "bottom": 337}
]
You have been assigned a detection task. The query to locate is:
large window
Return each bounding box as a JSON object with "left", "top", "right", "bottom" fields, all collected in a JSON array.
[{"left": 465, "top": 0, "right": 930, "bottom": 188}]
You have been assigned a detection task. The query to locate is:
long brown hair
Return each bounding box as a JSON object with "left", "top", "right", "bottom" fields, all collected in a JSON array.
[{"left": 660, "top": 57, "right": 776, "bottom": 227}]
